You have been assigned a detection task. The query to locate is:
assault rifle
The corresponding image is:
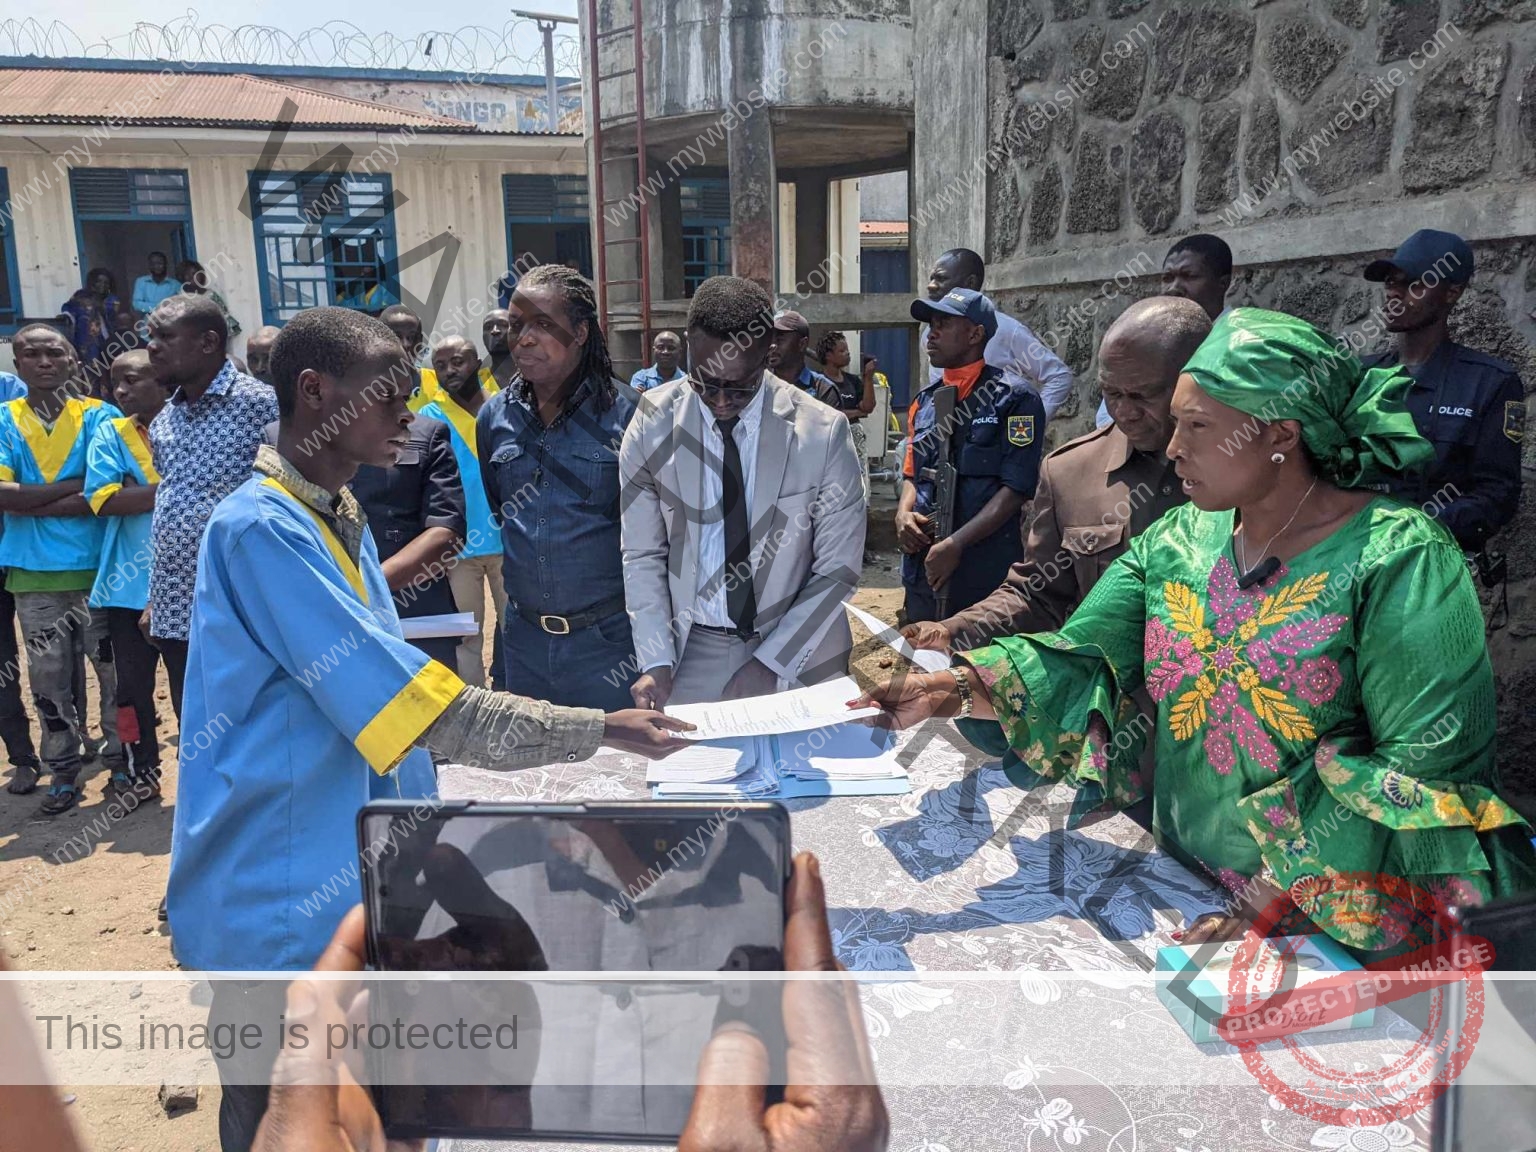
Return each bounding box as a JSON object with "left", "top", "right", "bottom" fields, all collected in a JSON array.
[{"left": 918, "top": 384, "right": 959, "bottom": 617}]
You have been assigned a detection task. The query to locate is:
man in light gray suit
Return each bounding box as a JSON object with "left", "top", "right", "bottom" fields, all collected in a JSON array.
[{"left": 619, "top": 276, "right": 867, "bottom": 708}]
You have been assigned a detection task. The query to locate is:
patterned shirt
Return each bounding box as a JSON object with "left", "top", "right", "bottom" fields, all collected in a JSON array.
[{"left": 148, "top": 359, "right": 278, "bottom": 640}]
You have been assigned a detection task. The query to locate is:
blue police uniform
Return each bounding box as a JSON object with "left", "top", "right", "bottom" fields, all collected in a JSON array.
[
  {"left": 902, "top": 363, "right": 1046, "bottom": 621},
  {"left": 1365, "top": 341, "right": 1524, "bottom": 553},
  {"left": 476, "top": 376, "right": 639, "bottom": 711},
  {"left": 348, "top": 415, "right": 467, "bottom": 669}
]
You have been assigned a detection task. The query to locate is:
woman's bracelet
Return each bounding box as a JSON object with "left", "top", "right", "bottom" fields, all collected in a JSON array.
[{"left": 945, "top": 665, "right": 974, "bottom": 719}]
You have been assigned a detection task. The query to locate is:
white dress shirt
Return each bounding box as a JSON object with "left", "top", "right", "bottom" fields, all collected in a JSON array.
[
  {"left": 694, "top": 385, "right": 765, "bottom": 628},
  {"left": 926, "top": 303, "right": 1075, "bottom": 420}
]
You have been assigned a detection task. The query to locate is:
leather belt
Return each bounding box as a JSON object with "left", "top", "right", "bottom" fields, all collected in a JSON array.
[
  {"left": 518, "top": 595, "right": 628, "bottom": 636},
  {"left": 691, "top": 623, "right": 761, "bottom": 641}
]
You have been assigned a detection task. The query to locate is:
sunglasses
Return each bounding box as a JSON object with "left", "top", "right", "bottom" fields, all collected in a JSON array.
[{"left": 688, "top": 375, "right": 763, "bottom": 401}]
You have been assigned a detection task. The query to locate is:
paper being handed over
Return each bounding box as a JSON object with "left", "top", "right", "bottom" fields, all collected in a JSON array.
[
  {"left": 664, "top": 676, "right": 880, "bottom": 741},
  {"left": 844, "top": 602, "right": 952, "bottom": 673}
]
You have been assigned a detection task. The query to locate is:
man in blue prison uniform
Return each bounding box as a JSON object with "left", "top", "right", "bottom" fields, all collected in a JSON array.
[
  {"left": 164, "top": 307, "right": 691, "bottom": 1152},
  {"left": 0, "top": 367, "right": 39, "bottom": 794},
  {"left": 418, "top": 335, "right": 507, "bottom": 688},
  {"left": 86, "top": 349, "right": 169, "bottom": 794},
  {"left": 0, "top": 323, "right": 123, "bottom": 813}
]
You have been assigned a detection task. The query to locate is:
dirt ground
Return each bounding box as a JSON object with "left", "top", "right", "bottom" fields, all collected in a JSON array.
[
  {"left": 0, "top": 518, "right": 910, "bottom": 1152},
  {"left": 5, "top": 477, "right": 1533, "bottom": 1150}
]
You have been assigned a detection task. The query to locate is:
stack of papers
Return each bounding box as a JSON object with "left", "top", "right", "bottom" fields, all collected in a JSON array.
[
  {"left": 399, "top": 612, "right": 479, "bottom": 639},
  {"left": 648, "top": 677, "right": 909, "bottom": 799},
  {"left": 664, "top": 676, "right": 881, "bottom": 740}
]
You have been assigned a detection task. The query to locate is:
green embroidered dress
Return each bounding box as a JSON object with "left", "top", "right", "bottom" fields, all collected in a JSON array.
[{"left": 958, "top": 497, "right": 1536, "bottom": 953}]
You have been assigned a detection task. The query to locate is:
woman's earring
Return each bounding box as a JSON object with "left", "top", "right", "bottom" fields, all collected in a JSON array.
[{"left": 1271, "top": 452, "right": 1286, "bottom": 464}]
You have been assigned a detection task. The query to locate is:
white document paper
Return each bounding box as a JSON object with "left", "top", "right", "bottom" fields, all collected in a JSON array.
[
  {"left": 645, "top": 737, "right": 760, "bottom": 784},
  {"left": 844, "top": 603, "right": 951, "bottom": 673},
  {"left": 399, "top": 612, "right": 479, "bottom": 639},
  {"left": 664, "top": 676, "right": 879, "bottom": 741}
]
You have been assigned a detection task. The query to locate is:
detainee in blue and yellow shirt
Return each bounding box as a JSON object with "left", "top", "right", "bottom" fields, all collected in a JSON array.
[
  {"left": 85, "top": 358, "right": 164, "bottom": 611},
  {"left": 0, "top": 387, "right": 121, "bottom": 590},
  {"left": 409, "top": 363, "right": 499, "bottom": 415},
  {"left": 167, "top": 444, "right": 459, "bottom": 970},
  {"left": 167, "top": 312, "right": 678, "bottom": 971},
  {"left": 417, "top": 337, "right": 501, "bottom": 559}
]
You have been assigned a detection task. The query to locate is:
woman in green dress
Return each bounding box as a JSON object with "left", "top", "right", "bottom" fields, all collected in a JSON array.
[{"left": 857, "top": 308, "right": 1535, "bottom": 955}]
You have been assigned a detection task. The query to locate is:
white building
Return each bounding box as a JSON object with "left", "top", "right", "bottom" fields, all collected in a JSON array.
[{"left": 0, "top": 58, "right": 589, "bottom": 367}]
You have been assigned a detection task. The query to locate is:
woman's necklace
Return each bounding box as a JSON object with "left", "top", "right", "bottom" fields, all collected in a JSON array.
[{"left": 1236, "top": 478, "right": 1319, "bottom": 581}]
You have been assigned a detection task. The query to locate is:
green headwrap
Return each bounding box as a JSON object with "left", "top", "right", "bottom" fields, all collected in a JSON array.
[{"left": 1181, "top": 307, "right": 1433, "bottom": 488}]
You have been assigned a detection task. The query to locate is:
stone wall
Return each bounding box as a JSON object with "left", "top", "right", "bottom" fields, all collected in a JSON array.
[
  {"left": 972, "top": 0, "right": 1536, "bottom": 795},
  {"left": 985, "top": 0, "right": 1536, "bottom": 431}
]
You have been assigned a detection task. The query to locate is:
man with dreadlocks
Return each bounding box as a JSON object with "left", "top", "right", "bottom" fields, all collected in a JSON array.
[{"left": 475, "top": 264, "right": 642, "bottom": 710}]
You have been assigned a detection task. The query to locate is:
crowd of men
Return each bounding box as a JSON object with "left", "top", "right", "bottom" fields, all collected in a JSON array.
[
  {"left": 0, "top": 220, "right": 1523, "bottom": 1150},
  {"left": 0, "top": 226, "right": 1522, "bottom": 822}
]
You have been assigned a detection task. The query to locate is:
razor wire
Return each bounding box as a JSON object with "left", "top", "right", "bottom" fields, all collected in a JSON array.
[{"left": 0, "top": 15, "right": 583, "bottom": 76}]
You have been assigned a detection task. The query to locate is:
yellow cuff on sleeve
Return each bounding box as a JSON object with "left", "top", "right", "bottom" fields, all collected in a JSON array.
[
  {"left": 87, "top": 483, "right": 122, "bottom": 514},
  {"left": 0, "top": 465, "right": 14, "bottom": 483},
  {"left": 356, "top": 659, "right": 466, "bottom": 775}
]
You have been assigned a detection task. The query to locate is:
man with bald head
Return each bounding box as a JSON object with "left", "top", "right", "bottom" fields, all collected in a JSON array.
[
  {"left": 243, "top": 325, "right": 281, "bottom": 386},
  {"left": 905, "top": 295, "right": 1212, "bottom": 654},
  {"left": 629, "top": 330, "right": 685, "bottom": 393}
]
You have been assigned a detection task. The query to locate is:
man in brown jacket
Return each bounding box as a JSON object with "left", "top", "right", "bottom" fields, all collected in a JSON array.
[{"left": 902, "top": 295, "right": 1211, "bottom": 655}]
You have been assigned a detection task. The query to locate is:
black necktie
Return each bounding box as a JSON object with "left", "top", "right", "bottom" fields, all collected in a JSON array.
[{"left": 717, "top": 417, "right": 757, "bottom": 637}]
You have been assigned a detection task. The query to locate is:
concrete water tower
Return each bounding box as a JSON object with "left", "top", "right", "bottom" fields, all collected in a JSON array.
[{"left": 581, "top": 0, "right": 914, "bottom": 374}]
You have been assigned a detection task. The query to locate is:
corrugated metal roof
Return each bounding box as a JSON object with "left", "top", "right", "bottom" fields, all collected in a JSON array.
[{"left": 0, "top": 68, "right": 478, "bottom": 132}]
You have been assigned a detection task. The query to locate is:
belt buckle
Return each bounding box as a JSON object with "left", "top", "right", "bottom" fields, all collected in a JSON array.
[{"left": 539, "top": 614, "right": 571, "bottom": 635}]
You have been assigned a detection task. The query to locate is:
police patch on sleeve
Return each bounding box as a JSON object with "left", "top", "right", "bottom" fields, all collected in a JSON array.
[
  {"left": 1007, "top": 414, "right": 1036, "bottom": 447},
  {"left": 1505, "top": 401, "right": 1526, "bottom": 444}
]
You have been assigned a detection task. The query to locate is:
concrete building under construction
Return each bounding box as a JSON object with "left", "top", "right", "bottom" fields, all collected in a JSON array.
[{"left": 579, "top": 0, "right": 915, "bottom": 384}]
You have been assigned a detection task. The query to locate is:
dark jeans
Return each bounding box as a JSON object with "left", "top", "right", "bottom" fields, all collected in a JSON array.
[
  {"left": 107, "top": 608, "right": 163, "bottom": 777},
  {"left": 502, "top": 610, "right": 637, "bottom": 712},
  {"left": 491, "top": 619, "right": 506, "bottom": 691},
  {"left": 902, "top": 532, "right": 1024, "bottom": 625},
  {"left": 14, "top": 590, "right": 119, "bottom": 786},
  {"left": 0, "top": 582, "right": 38, "bottom": 769},
  {"left": 208, "top": 982, "right": 282, "bottom": 1152},
  {"left": 155, "top": 637, "right": 190, "bottom": 723}
]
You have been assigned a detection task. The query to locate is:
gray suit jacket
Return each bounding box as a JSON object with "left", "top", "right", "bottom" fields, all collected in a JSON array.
[{"left": 618, "top": 374, "right": 867, "bottom": 686}]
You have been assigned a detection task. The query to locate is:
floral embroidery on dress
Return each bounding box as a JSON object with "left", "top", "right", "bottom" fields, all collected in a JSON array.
[
  {"left": 1148, "top": 557, "right": 1347, "bottom": 774},
  {"left": 1315, "top": 738, "right": 1528, "bottom": 832}
]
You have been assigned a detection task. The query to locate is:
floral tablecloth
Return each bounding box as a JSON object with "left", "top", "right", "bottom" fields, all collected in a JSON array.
[{"left": 439, "top": 724, "right": 1435, "bottom": 1152}]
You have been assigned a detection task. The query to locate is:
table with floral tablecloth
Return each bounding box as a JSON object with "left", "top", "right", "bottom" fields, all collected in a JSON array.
[{"left": 440, "top": 724, "right": 1435, "bottom": 1152}]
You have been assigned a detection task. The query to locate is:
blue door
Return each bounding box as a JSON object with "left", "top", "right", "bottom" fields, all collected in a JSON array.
[{"left": 860, "top": 247, "right": 912, "bottom": 408}]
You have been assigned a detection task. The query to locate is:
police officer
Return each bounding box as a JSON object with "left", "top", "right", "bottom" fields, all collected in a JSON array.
[
  {"left": 1363, "top": 228, "right": 1524, "bottom": 554},
  {"left": 767, "top": 310, "right": 842, "bottom": 408},
  {"left": 348, "top": 414, "right": 467, "bottom": 670},
  {"left": 898, "top": 289, "right": 1046, "bottom": 624}
]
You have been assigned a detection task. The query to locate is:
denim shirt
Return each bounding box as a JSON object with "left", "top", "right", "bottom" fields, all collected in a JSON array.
[{"left": 475, "top": 377, "right": 637, "bottom": 616}]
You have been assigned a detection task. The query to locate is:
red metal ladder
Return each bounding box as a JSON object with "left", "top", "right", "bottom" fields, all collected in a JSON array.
[{"left": 586, "top": 0, "right": 653, "bottom": 348}]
